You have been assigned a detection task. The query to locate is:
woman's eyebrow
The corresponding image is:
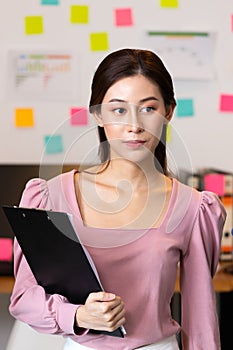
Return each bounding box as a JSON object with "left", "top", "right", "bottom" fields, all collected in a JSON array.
[
  {"left": 140, "top": 96, "right": 160, "bottom": 103},
  {"left": 107, "top": 97, "right": 159, "bottom": 103},
  {"left": 108, "top": 98, "right": 126, "bottom": 103}
]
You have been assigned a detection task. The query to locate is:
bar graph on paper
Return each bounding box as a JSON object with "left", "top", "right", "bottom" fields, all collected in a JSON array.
[
  {"left": 8, "top": 51, "right": 77, "bottom": 101},
  {"left": 143, "top": 31, "right": 216, "bottom": 80}
]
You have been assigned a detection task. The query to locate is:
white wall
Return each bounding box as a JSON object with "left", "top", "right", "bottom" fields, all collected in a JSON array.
[{"left": 0, "top": 0, "right": 233, "bottom": 173}]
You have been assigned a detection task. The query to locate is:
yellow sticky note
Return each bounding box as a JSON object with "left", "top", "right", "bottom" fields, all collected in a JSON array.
[
  {"left": 90, "top": 32, "right": 109, "bottom": 51},
  {"left": 70, "top": 5, "right": 89, "bottom": 24},
  {"left": 25, "top": 16, "right": 44, "bottom": 35},
  {"left": 160, "top": 0, "right": 179, "bottom": 8},
  {"left": 166, "top": 124, "right": 171, "bottom": 143},
  {"left": 15, "top": 108, "right": 34, "bottom": 127}
]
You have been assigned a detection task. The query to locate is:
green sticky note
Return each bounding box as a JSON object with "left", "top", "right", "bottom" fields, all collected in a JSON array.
[
  {"left": 90, "top": 32, "right": 109, "bottom": 51},
  {"left": 70, "top": 5, "right": 89, "bottom": 24},
  {"left": 41, "top": 0, "right": 59, "bottom": 4},
  {"left": 160, "top": 0, "right": 179, "bottom": 8},
  {"left": 44, "top": 134, "right": 63, "bottom": 154},
  {"left": 25, "top": 16, "right": 44, "bottom": 35},
  {"left": 176, "top": 99, "right": 194, "bottom": 117}
]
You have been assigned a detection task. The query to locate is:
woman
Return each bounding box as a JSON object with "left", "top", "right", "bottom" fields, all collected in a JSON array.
[{"left": 9, "top": 49, "right": 226, "bottom": 350}]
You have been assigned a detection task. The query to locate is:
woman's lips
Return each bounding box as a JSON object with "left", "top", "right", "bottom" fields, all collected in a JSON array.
[{"left": 124, "top": 140, "right": 146, "bottom": 148}]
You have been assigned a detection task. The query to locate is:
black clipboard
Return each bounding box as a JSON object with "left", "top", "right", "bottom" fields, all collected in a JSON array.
[{"left": 2, "top": 205, "right": 125, "bottom": 338}]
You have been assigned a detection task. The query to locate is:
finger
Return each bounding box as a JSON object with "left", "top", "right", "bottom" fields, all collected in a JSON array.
[
  {"left": 107, "top": 301, "right": 125, "bottom": 322},
  {"left": 87, "top": 291, "right": 116, "bottom": 303},
  {"left": 103, "top": 309, "right": 126, "bottom": 332}
]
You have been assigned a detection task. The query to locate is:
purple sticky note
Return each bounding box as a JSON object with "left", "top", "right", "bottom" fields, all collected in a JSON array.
[
  {"left": 70, "top": 107, "right": 88, "bottom": 125},
  {"left": 0, "top": 238, "right": 13, "bottom": 261},
  {"left": 219, "top": 94, "right": 233, "bottom": 112},
  {"left": 204, "top": 174, "right": 225, "bottom": 196}
]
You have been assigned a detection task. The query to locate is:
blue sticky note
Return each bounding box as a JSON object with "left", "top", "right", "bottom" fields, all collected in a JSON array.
[
  {"left": 41, "top": 0, "right": 59, "bottom": 5},
  {"left": 44, "top": 134, "right": 63, "bottom": 154},
  {"left": 176, "top": 98, "right": 194, "bottom": 117}
]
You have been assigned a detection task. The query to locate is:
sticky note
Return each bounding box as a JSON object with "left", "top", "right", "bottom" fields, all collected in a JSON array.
[
  {"left": 90, "top": 32, "right": 109, "bottom": 51},
  {"left": 176, "top": 98, "right": 194, "bottom": 117},
  {"left": 115, "top": 8, "right": 133, "bottom": 26},
  {"left": 166, "top": 124, "right": 171, "bottom": 143},
  {"left": 0, "top": 238, "right": 13, "bottom": 262},
  {"left": 70, "top": 5, "right": 89, "bottom": 24},
  {"left": 160, "top": 0, "right": 179, "bottom": 8},
  {"left": 15, "top": 108, "right": 34, "bottom": 127},
  {"left": 44, "top": 134, "right": 63, "bottom": 154},
  {"left": 25, "top": 16, "right": 44, "bottom": 35},
  {"left": 41, "top": 0, "right": 59, "bottom": 5},
  {"left": 70, "top": 108, "right": 88, "bottom": 126},
  {"left": 219, "top": 94, "right": 233, "bottom": 112},
  {"left": 204, "top": 174, "right": 225, "bottom": 196},
  {"left": 231, "top": 14, "right": 233, "bottom": 32}
]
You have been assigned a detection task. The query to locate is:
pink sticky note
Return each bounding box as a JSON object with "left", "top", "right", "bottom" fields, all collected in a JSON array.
[
  {"left": 231, "top": 14, "right": 233, "bottom": 32},
  {"left": 219, "top": 94, "right": 233, "bottom": 112},
  {"left": 204, "top": 174, "right": 225, "bottom": 196},
  {"left": 115, "top": 8, "right": 133, "bottom": 26},
  {"left": 0, "top": 238, "right": 13, "bottom": 261},
  {"left": 70, "top": 107, "right": 88, "bottom": 125}
]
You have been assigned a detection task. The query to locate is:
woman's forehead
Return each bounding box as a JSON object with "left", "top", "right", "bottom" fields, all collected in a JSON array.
[{"left": 102, "top": 75, "right": 162, "bottom": 104}]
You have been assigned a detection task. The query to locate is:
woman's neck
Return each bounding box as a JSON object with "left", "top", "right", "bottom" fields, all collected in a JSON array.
[{"left": 103, "top": 158, "right": 166, "bottom": 191}]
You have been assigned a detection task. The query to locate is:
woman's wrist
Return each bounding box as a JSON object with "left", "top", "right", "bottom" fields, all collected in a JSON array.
[{"left": 74, "top": 306, "right": 88, "bottom": 334}]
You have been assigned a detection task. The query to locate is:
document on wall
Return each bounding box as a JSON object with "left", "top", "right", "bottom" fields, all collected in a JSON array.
[
  {"left": 6, "top": 50, "right": 78, "bottom": 101},
  {"left": 142, "top": 31, "right": 216, "bottom": 80}
]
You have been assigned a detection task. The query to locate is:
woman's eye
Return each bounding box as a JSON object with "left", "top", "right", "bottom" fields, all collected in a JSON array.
[
  {"left": 140, "top": 106, "right": 155, "bottom": 113},
  {"left": 113, "top": 108, "right": 126, "bottom": 115}
]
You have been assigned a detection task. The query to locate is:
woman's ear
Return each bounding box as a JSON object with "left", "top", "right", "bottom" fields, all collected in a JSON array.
[
  {"left": 93, "top": 111, "right": 104, "bottom": 127},
  {"left": 165, "top": 103, "right": 175, "bottom": 123}
]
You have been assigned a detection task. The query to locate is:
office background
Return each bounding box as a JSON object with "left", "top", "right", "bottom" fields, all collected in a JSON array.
[
  {"left": 0, "top": 1, "right": 233, "bottom": 350},
  {"left": 0, "top": 0, "right": 232, "bottom": 172}
]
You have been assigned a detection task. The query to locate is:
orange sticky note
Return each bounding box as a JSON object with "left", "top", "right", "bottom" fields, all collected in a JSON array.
[
  {"left": 15, "top": 108, "right": 34, "bottom": 127},
  {"left": 70, "top": 107, "right": 88, "bottom": 125},
  {"left": 90, "top": 32, "right": 109, "bottom": 51},
  {"left": 219, "top": 94, "right": 233, "bottom": 112},
  {"left": 0, "top": 238, "right": 13, "bottom": 262},
  {"left": 115, "top": 8, "right": 133, "bottom": 26}
]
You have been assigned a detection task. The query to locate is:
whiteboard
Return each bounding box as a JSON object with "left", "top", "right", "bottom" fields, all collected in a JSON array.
[{"left": 0, "top": 0, "right": 233, "bottom": 173}]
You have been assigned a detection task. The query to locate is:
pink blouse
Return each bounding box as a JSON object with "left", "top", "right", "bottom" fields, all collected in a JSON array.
[{"left": 9, "top": 170, "right": 226, "bottom": 350}]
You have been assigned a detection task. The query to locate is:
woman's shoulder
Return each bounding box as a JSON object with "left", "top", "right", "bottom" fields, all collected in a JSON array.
[
  {"left": 167, "top": 178, "right": 226, "bottom": 232},
  {"left": 19, "top": 169, "right": 77, "bottom": 209}
]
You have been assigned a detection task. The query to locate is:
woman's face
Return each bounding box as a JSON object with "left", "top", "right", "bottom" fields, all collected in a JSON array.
[{"left": 95, "top": 75, "right": 173, "bottom": 164}]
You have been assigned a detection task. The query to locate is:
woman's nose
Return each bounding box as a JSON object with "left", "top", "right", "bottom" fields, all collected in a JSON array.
[{"left": 127, "top": 110, "right": 144, "bottom": 132}]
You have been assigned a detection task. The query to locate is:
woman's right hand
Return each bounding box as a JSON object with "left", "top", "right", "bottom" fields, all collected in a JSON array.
[{"left": 75, "top": 291, "right": 125, "bottom": 332}]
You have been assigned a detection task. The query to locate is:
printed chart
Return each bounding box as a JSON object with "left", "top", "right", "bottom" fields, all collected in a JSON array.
[
  {"left": 143, "top": 31, "right": 216, "bottom": 80},
  {"left": 7, "top": 51, "right": 77, "bottom": 101}
]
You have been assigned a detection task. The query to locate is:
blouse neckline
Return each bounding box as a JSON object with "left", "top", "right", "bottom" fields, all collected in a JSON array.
[{"left": 65, "top": 169, "right": 178, "bottom": 232}]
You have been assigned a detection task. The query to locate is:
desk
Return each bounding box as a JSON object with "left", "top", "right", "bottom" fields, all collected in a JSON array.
[
  {"left": 0, "top": 276, "right": 14, "bottom": 294},
  {"left": 174, "top": 262, "right": 233, "bottom": 293}
]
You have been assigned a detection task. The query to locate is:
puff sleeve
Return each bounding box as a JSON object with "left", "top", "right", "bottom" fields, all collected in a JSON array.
[
  {"left": 180, "top": 191, "right": 226, "bottom": 350},
  {"left": 9, "top": 179, "right": 82, "bottom": 337}
]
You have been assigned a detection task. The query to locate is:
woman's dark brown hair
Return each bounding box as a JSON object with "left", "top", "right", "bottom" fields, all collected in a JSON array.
[{"left": 89, "top": 48, "right": 176, "bottom": 175}]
